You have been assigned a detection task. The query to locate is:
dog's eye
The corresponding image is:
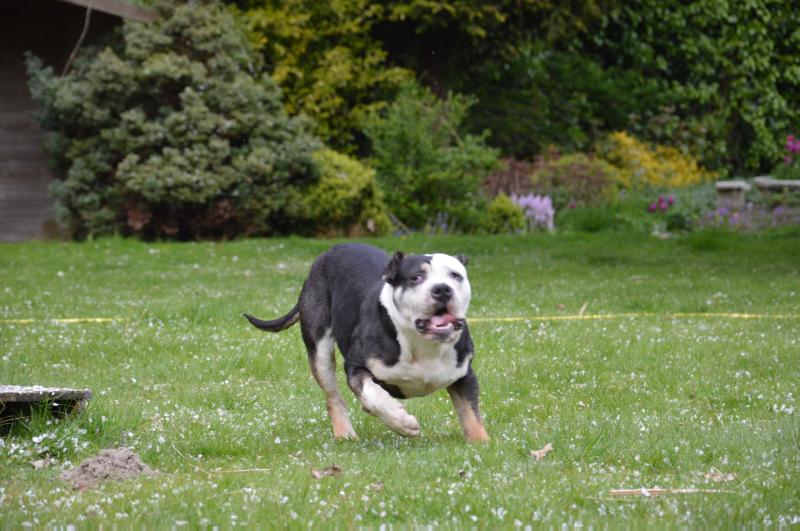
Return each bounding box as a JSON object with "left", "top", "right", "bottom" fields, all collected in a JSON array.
[
  {"left": 450, "top": 271, "right": 463, "bottom": 281},
  {"left": 411, "top": 273, "right": 425, "bottom": 284}
]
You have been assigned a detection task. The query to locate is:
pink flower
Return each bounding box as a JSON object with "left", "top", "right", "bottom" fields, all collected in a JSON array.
[
  {"left": 786, "top": 134, "right": 800, "bottom": 154},
  {"left": 785, "top": 156, "right": 793, "bottom": 164},
  {"left": 647, "top": 202, "right": 658, "bottom": 213}
]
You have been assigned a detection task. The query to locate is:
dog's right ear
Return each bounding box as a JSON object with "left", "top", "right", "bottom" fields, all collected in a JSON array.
[{"left": 383, "top": 251, "right": 404, "bottom": 284}]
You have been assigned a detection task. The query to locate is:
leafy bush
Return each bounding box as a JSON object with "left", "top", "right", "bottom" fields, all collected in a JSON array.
[
  {"left": 484, "top": 158, "right": 535, "bottom": 197},
  {"left": 365, "top": 83, "right": 500, "bottom": 231},
  {"left": 239, "top": 1, "right": 410, "bottom": 153},
  {"left": 626, "top": 105, "right": 726, "bottom": 176},
  {"left": 482, "top": 193, "right": 525, "bottom": 234},
  {"left": 27, "top": 2, "right": 320, "bottom": 239},
  {"left": 467, "top": 49, "right": 665, "bottom": 159},
  {"left": 529, "top": 148, "right": 617, "bottom": 210},
  {"left": 556, "top": 204, "right": 622, "bottom": 233},
  {"left": 586, "top": 0, "right": 800, "bottom": 176},
  {"left": 303, "top": 149, "right": 391, "bottom": 236},
  {"left": 598, "top": 132, "right": 716, "bottom": 190}
]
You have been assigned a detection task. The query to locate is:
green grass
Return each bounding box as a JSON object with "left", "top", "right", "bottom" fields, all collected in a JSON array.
[{"left": 1, "top": 231, "right": 799, "bottom": 527}]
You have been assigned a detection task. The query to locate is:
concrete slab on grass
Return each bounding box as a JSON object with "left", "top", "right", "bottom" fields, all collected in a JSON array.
[{"left": 0, "top": 385, "right": 92, "bottom": 429}]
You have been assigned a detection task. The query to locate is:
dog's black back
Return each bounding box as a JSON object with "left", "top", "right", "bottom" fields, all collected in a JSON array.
[{"left": 299, "top": 243, "right": 390, "bottom": 354}]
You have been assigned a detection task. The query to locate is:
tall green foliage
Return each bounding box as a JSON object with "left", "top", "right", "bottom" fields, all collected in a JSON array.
[
  {"left": 370, "top": 0, "right": 799, "bottom": 176},
  {"left": 589, "top": 0, "right": 800, "bottom": 175},
  {"left": 303, "top": 149, "right": 392, "bottom": 236},
  {"left": 239, "top": 0, "right": 410, "bottom": 153},
  {"left": 365, "top": 83, "right": 499, "bottom": 231},
  {"left": 27, "top": 2, "right": 320, "bottom": 239}
]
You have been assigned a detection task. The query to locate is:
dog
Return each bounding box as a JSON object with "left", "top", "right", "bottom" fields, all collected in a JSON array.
[{"left": 244, "top": 243, "right": 489, "bottom": 442}]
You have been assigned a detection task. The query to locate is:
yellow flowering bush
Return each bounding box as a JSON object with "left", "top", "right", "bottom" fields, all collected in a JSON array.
[{"left": 599, "top": 131, "right": 716, "bottom": 189}]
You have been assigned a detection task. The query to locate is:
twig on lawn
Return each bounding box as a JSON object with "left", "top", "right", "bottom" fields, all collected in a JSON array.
[
  {"left": 221, "top": 468, "right": 273, "bottom": 474},
  {"left": 170, "top": 441, "right": 213, "bottom": 477},
  {"left": 122, "top": 307, "right": 149, "bottom": 340},
  {"left": 609, "top": 487, "right": 736, "bottom": 497}
]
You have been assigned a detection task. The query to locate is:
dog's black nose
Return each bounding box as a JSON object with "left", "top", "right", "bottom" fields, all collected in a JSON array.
[{"left": 431, "top": 283, "right": 453, "bottom": 301}]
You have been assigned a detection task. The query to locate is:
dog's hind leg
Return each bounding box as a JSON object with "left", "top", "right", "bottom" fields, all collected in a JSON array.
[
  {"left": 346, "top": 366, "right": 420, "bottom": 438},
  {"left": 303, "top": 328, "right": 356, "bottom": 440}
]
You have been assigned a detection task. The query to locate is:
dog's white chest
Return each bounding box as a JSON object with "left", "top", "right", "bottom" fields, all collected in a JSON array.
[{"left": 368, "top": 345, "right": 470, "bottom": 398}]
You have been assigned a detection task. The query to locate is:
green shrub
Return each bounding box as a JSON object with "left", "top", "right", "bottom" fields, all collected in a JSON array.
[
  {"left": 365, "top": 82, "right": 500, "bottom": 231},
  {"left": 679, "top": 230, "right": 731, "bottom": 251},
  {"left": 238, "top": 1, "right": 411, "bottom": 153},
  {"left": 587, "top": 0, "right": 800, "bottom": 176},
  {"left": 483, "top": 193, "right": 525, "bottom": 234},
  {"left": 26, "top": 2, "right": 320, "bottom": 239},
  {"left": 530, "top": 148, "right": 617, "bottom": 210},
  {"left": 303, "top": 149, "right": 391, "bottom": 236},
  {"left": 467, "top": 49, "right": 665, "bottom": 158},
  {"left": 598, "top": 131, "right": 716, "bottom": 189},
  {"left": 556, "top": 205, "right": 621, "bottom": 233}
]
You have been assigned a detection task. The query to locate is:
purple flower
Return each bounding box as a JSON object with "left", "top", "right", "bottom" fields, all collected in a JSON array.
[
  {"left": 647, "top": 195, "right": 674, "bottom": 214},
  {"left": 512, "top": 193, "right": 555, "bottom": 231},
  {"left": 785, "top": 134, "right": 800, "bottom": 154}
]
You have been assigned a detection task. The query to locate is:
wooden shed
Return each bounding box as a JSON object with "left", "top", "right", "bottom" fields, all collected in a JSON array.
[{"left": 0, "top": 0, "right": 154, "bottom": 242}]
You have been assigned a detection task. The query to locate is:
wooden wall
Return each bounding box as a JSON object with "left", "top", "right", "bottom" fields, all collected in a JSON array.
[{"left": 0, "top": 1, "right": 119, "bottom": 241}]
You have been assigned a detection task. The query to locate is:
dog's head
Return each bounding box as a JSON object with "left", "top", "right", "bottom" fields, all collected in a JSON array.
[{"left": 382, "top": 251, "right": 471, "bottom": 342}]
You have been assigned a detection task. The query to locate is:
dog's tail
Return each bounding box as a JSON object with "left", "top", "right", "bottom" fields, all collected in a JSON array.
[{"left": 243, "top": 305, "right": 300, "bottom": 333}]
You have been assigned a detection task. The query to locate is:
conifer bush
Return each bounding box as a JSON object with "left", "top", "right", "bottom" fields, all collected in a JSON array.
[{"left": 27, "top": 2, "right": 320, "bottom": 239}]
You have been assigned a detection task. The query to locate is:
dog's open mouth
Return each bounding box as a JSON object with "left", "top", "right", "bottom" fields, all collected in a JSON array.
[{"left": 415, "top": 308, "right": 466, "bottom": 339}]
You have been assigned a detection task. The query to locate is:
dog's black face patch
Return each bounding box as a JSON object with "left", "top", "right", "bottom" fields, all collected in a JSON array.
[{"left": 383, "top": 252, "right": 432, "bottom": 288}]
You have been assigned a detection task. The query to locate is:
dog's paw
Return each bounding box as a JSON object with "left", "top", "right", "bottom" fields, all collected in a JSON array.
[
  {"left": 334, "top": 426, "right": 358, "bottom": 440},
  {"left": 385, "top": 410, "right": 420, "bottom": 438}
]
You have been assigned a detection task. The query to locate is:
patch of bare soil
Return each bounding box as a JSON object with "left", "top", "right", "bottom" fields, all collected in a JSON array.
[{"left": 60, "top": 448, "right": 154, "bottom": 489}]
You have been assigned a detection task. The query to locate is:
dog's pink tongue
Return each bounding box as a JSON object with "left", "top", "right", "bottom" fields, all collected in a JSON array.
[{"left": 431, "top": 314, "right": 455, "bottom": 328}]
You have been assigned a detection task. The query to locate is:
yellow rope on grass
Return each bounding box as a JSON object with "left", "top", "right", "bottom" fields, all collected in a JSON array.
[
  {"left": 470, "top": 312, "right": 800, "bottom": 323},
  {"left": 1, "top": 312, "right": 798, "bottom": 325}
]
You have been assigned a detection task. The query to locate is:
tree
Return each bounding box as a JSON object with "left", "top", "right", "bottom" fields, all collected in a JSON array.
[{"left": 27, "top": 1, "right": 320, "bottom": 239}]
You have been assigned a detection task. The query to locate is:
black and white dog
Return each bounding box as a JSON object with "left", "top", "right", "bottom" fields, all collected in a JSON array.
[{"left": 244, "top": 243, "right": 488, "bottom": 442}]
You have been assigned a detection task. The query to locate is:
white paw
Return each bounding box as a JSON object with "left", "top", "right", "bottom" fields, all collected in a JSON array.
[{"left": 383, "top": 406, "right": 420, "bottom": 438}]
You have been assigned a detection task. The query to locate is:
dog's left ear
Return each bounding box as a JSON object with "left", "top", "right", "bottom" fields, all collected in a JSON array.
[
  {"left": 456, "top": 254, "right": 468, "bottom": 267},
  {"left": 383, "top": 251, "right": 405, "bottom": 284}
]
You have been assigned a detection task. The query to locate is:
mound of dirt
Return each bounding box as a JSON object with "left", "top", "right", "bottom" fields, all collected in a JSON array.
[{"left": 61, "top": 448, "right": 154, "bottom": 489}]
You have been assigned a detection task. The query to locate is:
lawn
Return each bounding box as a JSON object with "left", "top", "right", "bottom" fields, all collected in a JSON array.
[{"left": 1, "top": 230, "right": 799, "bottom": 527}]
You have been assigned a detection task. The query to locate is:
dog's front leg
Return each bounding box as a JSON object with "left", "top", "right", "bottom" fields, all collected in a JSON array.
[
  {"left": 447, "top": 367, "right": 489, "bottom": 443},
  {"left": 346, "top": 366, "right": 420, "bottom": 438}
]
